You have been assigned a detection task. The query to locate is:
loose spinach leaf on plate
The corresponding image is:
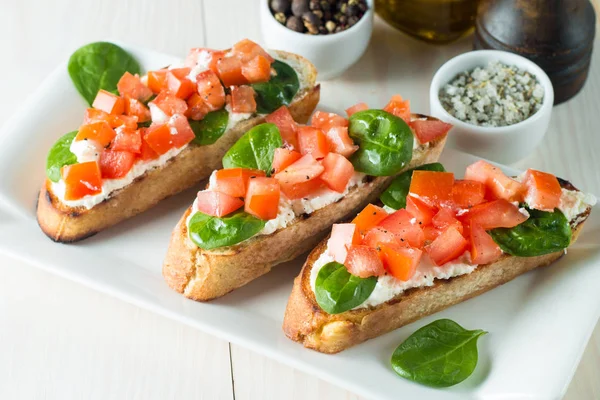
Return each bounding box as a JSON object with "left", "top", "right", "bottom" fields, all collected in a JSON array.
[
  {"left": 252, "top": 60, "right": 300, "bottom": 114},
  {"left": 380, "top": 163, "right": 446, "bottom": 210},
  {"left": 188, "top": 211, "right": 266, "bottom": 250},
  {"left": 489, "top": 207, "right": 572, "bottom": 257},
  {"left": 46, "top": 131, "right": 78, "bottom": 182},
  {"left": 315, "top": 262, "right": 377, "bottom": 314},
  {"left": 68, "top": 42, "right": 141, "bottom": 105},
  {"left": 348, "top": 109, "right": 414, "bottom": 176},
  {"left": 221, "top": 123, "right": 282, "bottom": 174},
  {"left": 190, "top": 109, "right": 229, "bottom": 145},
  {"left": 391, "top": 319, "right": 487, "bottom": 388}
]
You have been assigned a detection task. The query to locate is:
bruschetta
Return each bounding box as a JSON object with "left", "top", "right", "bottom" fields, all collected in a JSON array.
[
  {"left": 37, "top": 40, "right": 320, "bottom": 242},
  {"left": 163, "top": 96, "right": 451, "bottom": 301},
  {"left": 283, "top": 161, "right": 596, "bottom": 353}
]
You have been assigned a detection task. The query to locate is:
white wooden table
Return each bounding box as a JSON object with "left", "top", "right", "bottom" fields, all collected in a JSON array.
[{"left": 1, "top": 0, "right": 599, "bottom": 399}]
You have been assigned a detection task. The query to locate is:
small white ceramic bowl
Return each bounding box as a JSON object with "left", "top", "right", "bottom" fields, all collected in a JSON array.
[
  {"left": 260, "top": 0, "right": 374, "bottom": 80},
  {"left": 429, "top": 50, "right": 554, "bottom": 164}
]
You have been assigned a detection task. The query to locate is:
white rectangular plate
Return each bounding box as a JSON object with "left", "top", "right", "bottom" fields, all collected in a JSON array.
[{"left": 1, "top": 43, "right": 599, "bottom": 400}]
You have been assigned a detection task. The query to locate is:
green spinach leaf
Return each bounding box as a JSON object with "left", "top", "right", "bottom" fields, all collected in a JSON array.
[
  {"left": 489, "top": 207, "right": 572, "bottom": 257},
  {"left": 190, "top": 109, "right": 229, "bottom": 145},
  {"left": 46, "top": 131, "right": 78, "bottom": 182},
  {"left": 222, "top": 123, "right": 282, "bottom": 174},
  {"left": 348, "top": 110, "right": 414, "bottom": 176},
  {"left": 252, "top": 60, "right": 300, "bottom": 114},
  {"left": 188, "top": 211, "right": 266, "bottom": 250},
  {"left": 315, "top": 262, "right": 377, "bottom": 314},
  {"left": 68, "top": 42, "right": 141, "bottom": 105},
  {"left": 380, "top": 163, "right": 446, "bottom": 210},
  {"left": 391, "top": 319, "right": 487, "bottom": 388}
]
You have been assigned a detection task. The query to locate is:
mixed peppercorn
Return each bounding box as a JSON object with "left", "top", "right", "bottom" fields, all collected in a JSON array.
[{"left": 270, "top": 0, "right": 368, "bottom": 35}]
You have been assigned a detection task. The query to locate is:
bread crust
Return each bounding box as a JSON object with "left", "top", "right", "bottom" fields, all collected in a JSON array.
[
  {"left": 162, "top": 119, "right": 447, "bottom": 301},
  {"left": 282, "top": 183, "right": 592, "bottom": 354},
  {"left": 37, "top": 51, "right": 320, "bottom": 243}
]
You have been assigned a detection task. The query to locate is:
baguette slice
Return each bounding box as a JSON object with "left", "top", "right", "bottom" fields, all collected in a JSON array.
[
  {"left": 37, "top": 51, "right": 320, "bottom": 243},
  {"left": 282, "top": 180, "right": 592, "bottom": 354},
  {"left": 162, "top": 114, "right": 447, "bottom": 301}
]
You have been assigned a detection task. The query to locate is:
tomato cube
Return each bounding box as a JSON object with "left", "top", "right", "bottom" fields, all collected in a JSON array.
[
  {"left": 378, "top": 209, "right": 425, "bottom": 248},
  {"left": 297, "top": 126, "right": 329, "bottom": 159},
  {"left": 426, "top": 226, "right": 469, "bottom": 266},
  {"left": 117, "top": 72, "right": 153, "bottom": 102},
  {"left": 169, "top": 114, "right": 196, "bottom": 147},
  {"left": 75, "top": 121, "right": 116, "bottom": 147},
  {"left": 99, "top": 149, "right": 136, "bottom": 179},
  {"left": 409, "top": 170, "right": 455, "bottom": 207},
  {"left": 185, "top": 48, "right": 224, "bottom": 74},
  {"left": 310, "top": 111, "right": 348, "bottom": 131},
  {"left": 151, "top": 91, "right": 188, "bottom": 117},
  {"left": 345, "top": 245, "right": 385, "bottom": 278},
  {"left": 362, "top": 227, "right": 403, "bottom": 249},
  {"left": 452, "top": 179, "right": 486, "bottom": 209},
  {"left": 461, "top": 199, "right": 528, "bottom": 230},
  {"left": 469, "top": 222, "right": 503, "bottom": 265},
  {"left": 383, "top": 95, "right": 410, "bottom": 123},
  {"left": 83, "top": 108, "right": 110, "bottom": 125},
  {"left": 138, "top": 130, "right": 159, "bottom": 161},
  {"left": 279, "top": 178, "right": 324, "bottom": 200},
  {"left": 324, "top": 126, "right": 358, "bottom": 157},
  {"left": 380, "top": 244, "right": 422, "bottom": 281},
  {"left": 410, "top": 119, "right": 452, "bottom": 144},
  {"left": 245, "top": 177, "right": 280, "bottom": 220},
  {"left": 230, "top": 85, "right": 257, "bottom": 113},
  {"left": 242, "top": 55, "right": 272, "bottom": 83},
  {"left": 406, "top": 195, "right": 437, "bottom": 226},
  {"left": 272, "top": 148, "right": 302, "bottom": 175},
  {"left": 352, "top": 204, "right": 388, "bottom": 234},
  {"left": 92, "top": 90, "right": 125, "bottom": 115},
  {"left": 327, "top": 223, "right": 361, "bottom": 264},
  {"left": 423, "top": 225, "right": 442, "bottom": 242},
  {"left": 213, "top": 167, "right": 266, "bottom": 198},
  {"left": 147, "top": 69, "right": 169, "bottom": 94},
  {"left": 345, "top": 102, "right": 368, "bottom": 117},
  {"left": 61, "top": 162, "right": 103, "bottom": 200},
  {"left": 142, "top": 124, "right": 174, "bottom": 155},
  {"left": 108, "top": 114, "right": 138, "bottom": 130},
  {"left": 217, "top": 56, "right": 248, "bottom": 87},
  {"left": 196, "top": 190, "right": 244, "bottom": 217},
  {"left": 265, "top": 106, "right": 298, "bottom": 149},
  {"left": 124, "top": 96, "right": 151, "bottom": 123},
  {"left": 522, "top": 169, "right": 562, "bottom": 211},
  {"left": 432, "top": 208, "right": 463, "bottom": 235},
  {"left": 274, "top": 154, "right": 324, "bottom": 186},
  {"left": 320, "top": 152, "right": 354, "bottom": 193},
  {"left": 166, "top": 70, "right": 196, "bottom": 99},
  {"left": 185, "top": 94, "right": 210, "bottom": 121},
  {"left": 196, "top": 70, "right": 226, "bottom": 111},
  {"left": 111, "top": 126, "right": 142, "bottom": 153},
  {"left": 232, "top": 39, "right": 274, "bottom": 63},
  {"left": 464, "top": 160, "right": 525, "bottom": 202}
]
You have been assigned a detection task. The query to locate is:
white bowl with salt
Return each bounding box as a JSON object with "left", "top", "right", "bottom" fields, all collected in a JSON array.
[{"left": 430, "top": 50, "right": 554, "bottom": 164}]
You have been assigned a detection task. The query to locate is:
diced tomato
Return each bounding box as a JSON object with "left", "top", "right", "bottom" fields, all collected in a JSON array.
[
  {"left": 185, "top": 48, "right": 224, "bottom": 74},
  {"left": 117, "top": 72, "right": 153, "bottom": 102},
  {"left": 464, "top": 160, "right": 525, "bottom": 202},
  {"left": 166, "top": 69, "right": 196, "bottom": 99},
  {"left": 61, "top": 161, "right": 103, "bottom": 200},
  {"left": 230, "top": 86, "right": 257, "bottom": 113},
  {"left": 274, "top": 154, "right": 324, "bottom": 198},
  {"left": 83, "top": 108, "right": 110, "bottom": 125},
  {"left": 242, "top": 55, "right": 271, "bottom": 83},
  {"left": 345, "top": 102, "right": 368, "bottom": 117},
  {"left": 345, "top": 245, "right": 385, "bottom": 278},
  {"left": 461, "top": 199, "right": 528, "bottom": 230},
  {"left": 380, "top": 244, "right": 422, "bottom": 281},
  {"left": 409, "top": 171, "right": 455, "bottom": 207},
  {"left": 409, "top": 119, "right": 452, "bottom": 144},
  {"left": 324, "top": 126, "right": 358, "bottom": 157},
  {"left": 138, "top": 130, "right": 159, "bottom": 161},
  {"left": 231, "top": 39, "right": 274, "bottom": 63},
  {"left": 245, "top": 177, "right": 280, "bottom": 220},
  {"left": 452, "top": 179, "right": 486, "bottom": 209},
  {"left": 196, "top": 70, "right": 226, "bottom": 111},
  {"left": 383, "top": 95, "right": 410, "bottom": 123},
  {"left": 151, "top": 91, "right": 188, "bottom": 117},
  {"left": 320, "top": 153, "right": 354, "bottom": 193},
  {"left": 217, "top": 56, "right": 248, "bottom": 87},
  {"left": 522, "top": 169, "right": 562, "bottom": 211},
  {"left": 297, "top": 126, "right": 329, "bottom": 159},
  {"left": 327, "top": 223, "right": 361, "bottom": 264},
  {"left": 352, "top": 204, "right": 388, "bottom": 234},
  {"left": 111, "top": 127, "right": 142, "bottom": 153},
  {"left": 272, "top": 148, "right": 302, "bottom": 174},
  {"left": 432, "top": 208, "right": 463, "bottom": 235},
  {"left": 423, "top": 225, "right": 442, "bottom": 242},
  {"left": 213, "top": 168, "right": 266, "bottom": 198},
  {"left": 92, "top": 90, "right": 125, "bottom": 115},
  {"left": 169, "top": 114, "right": 196, "bottom": 147},
  {"left": 378, "top": 209, "right": 425, "bottom": 248},
  {"left": 196, "top": 190, "right": 244, "bottom": 217},
  {"left": 142, "top": 124, "right": 173, "bottom": 155},
  {"left": 168, "top": 67, "right": 191, "bottom": 80},
  {"left": 279, "top": 178, "right": 324, "bottom": 200},
  {"left": 99, "top": 149, "right": 136, "bottom": 179},
  {"left": 147, "top": 69, "right": 169, "bottom": 94},
  {"left": 75, "top": 121, "right": 116, "bottom": 147},
  {"left": 469, "top": 222, "right": 502, "bottom": 265},
  {"left": 124, "top": 96, "right": 151, "bottom": 123},
  {"left": 186, "top": 94, "right": 210, "bottom": 121},
  {"left": 362, "top": 227, "right": 403, "bottom": 249},
  {"left": 108, "top": 114, "right": 138, "bottom": 130},
  {"left": 310, "top": 111, "right": 348, "bottom": 132},
  {"left": 426, "top": 226, "right": 469, "bottom": 266},
  {"left": 265, "top": 106, "right": 298, "bottom": 149},
  {"left": 406, "top": 195, "right": 437, "bottom": 226}
]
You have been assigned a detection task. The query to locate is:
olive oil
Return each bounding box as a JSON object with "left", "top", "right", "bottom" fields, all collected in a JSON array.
[{"left": 375, "top": 0, "right": 479, "bottom": 43}]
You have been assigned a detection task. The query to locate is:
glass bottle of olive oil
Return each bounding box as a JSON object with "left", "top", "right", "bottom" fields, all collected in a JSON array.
[{"left": 376, "top": 0, "right": 479, "bottom": 43}]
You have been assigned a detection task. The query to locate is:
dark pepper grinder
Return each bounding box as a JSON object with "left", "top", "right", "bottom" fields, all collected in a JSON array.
[{"left": 474, "top": 0, "right": 596, "bottom": 104}]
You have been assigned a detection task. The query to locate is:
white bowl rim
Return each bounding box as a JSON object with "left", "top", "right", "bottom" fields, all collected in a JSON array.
[
  {"left": 260, "top": 0, "right": 374, "bottom": 42},
  {"left": 430, "top": 49, "right": 555, "bottom": 134}
]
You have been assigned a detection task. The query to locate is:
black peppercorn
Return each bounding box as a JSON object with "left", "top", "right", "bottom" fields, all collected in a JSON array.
[
  {"left": 318, "top": 26, "right": 328, "bottom": 34},
  {"left": 320, "top": 0, "right": 331, "bottom": 11},
  {"left": 286, "top": 15, "right": 305, "bottom": 32},
  {"left": 302, "top": 11, "right": 321, "bottom": 34},
  {"left": 270, "top": 0, "right": 291, "bottom": 14},
  {"left": 291, "top": 0, "right": 310, "bottom": 16},
  {"left": 346, "top": 4, "right": 358, "bottom": 16},
  {"left": 347, "top": 15, "right": 359, "bottom": 26},
  {"left": 313, "top": 9, "right": 323, "bottom": 19},
  {"left": 309, "top": 0, "right": 321, "bottom": 10}
]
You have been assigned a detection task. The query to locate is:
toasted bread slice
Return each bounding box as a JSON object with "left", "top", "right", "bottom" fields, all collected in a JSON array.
[
  {"left": 282, "top": 180, "right": 592, "bottom": 354},
  {"left": 162, "top": 115, "right": 447, "bottom": 301},
  {"left": 37, "top": 51, "right": 320, "bottom": 243}
]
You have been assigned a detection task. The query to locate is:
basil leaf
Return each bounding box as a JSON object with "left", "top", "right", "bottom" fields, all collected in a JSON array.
[
  {"left": 391, "top": 319, "right": 487, "bottom": 388},
  {"left": 489, "top": 207, "right": 572, "bottom": 257},
  {"left": 188, "top": 211, "right": 266, "bottom": 250},
  {"left": 252, "top": 60, "right": 300, "bottom": 114},
  {"left": 315, "top": 262, "right": 377, "bottom": 314},
  {"left": 190, "top": 109, "right": 229, "bottom": 145},
  {"left": 46, "top": 131, "right": 78, "bottom": 182},
  {"left": 222, "top": 123, "right": 282, "bottom": 174},
  {"left": 68, "top": 42, "right": 141, "bottom": 105},
  {"left": 348, "top": 110, "right": 414, "bottom": 176},
  {"left": 380, "top": 163, "right": 446, "bottom": 211},
  {"left": 137, "top": 120, "right": 152, "bottom": 128}
]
